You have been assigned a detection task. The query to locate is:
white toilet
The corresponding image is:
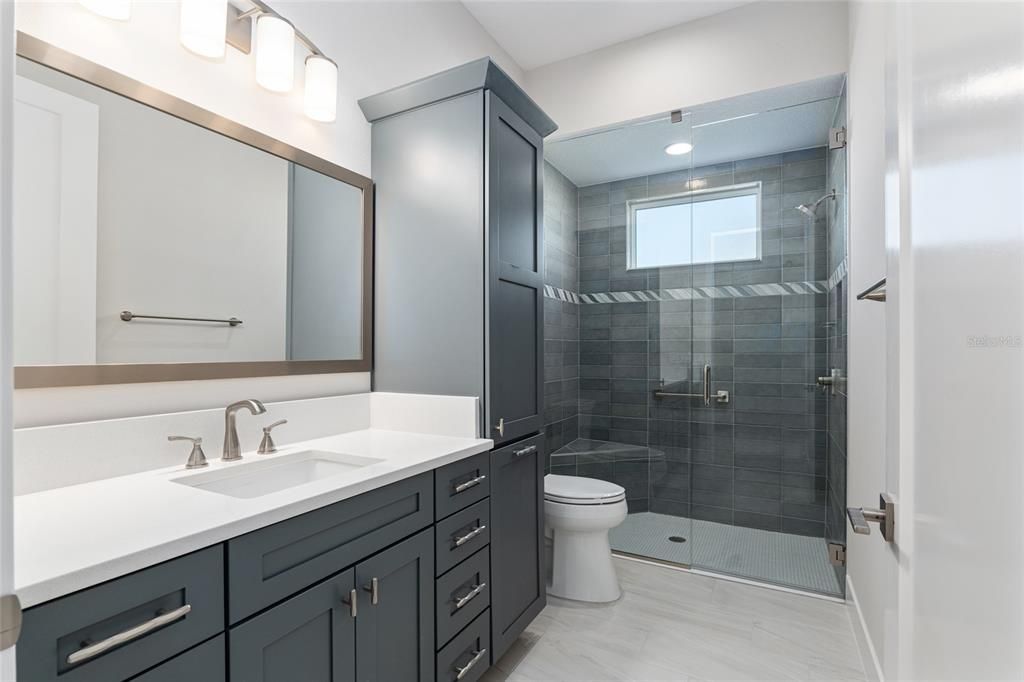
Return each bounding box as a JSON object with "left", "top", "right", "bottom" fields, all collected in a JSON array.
[{"left": 544, "top": 474, "right": 628, "bottom": 603}]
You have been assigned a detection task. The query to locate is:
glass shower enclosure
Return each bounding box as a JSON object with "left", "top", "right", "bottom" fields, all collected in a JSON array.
[{"left": 544, "top": 80, "right": 849, "bottom": 597}]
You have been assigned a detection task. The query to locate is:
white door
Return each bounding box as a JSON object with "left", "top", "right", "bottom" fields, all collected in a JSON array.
[
  {"left": 12, "top": 75, "right": 98, "bottom": 366},
  {"left": 883, "top": 2, "right": 1024, "bottom": 678}
]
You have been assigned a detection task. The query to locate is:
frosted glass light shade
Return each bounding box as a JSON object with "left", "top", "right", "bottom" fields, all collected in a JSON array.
[
  {"left": 304, "top": 56, "right": 338, "bottom": 123},
  {"left": 180, "top": 0, "right": 228, "bottom": 58},
  {"left": 79, "top": 0, "right": 131, "bottom": 20},
  {"left": 255, "top": 15, "right": 295, "bottom": 93}
]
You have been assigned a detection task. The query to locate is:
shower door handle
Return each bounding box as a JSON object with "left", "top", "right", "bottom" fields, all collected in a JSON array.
[{"left": 702, "top": 364, "right": 712, "bottom": 406}]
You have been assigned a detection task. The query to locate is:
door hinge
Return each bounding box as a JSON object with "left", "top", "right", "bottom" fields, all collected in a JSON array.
[
  {"left": 827, "top": 542, "right": 846, "bottom": 567},
  {"left": 0, "top": 594, "right": 22, "bottom": 651},
  {"left": 829, "top": 126, "right": 847, "bottom": 150}
]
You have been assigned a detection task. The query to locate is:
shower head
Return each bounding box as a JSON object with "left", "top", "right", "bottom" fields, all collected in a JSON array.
[{"left": 795, "top": 189, "right": 836, "bottom": 218}]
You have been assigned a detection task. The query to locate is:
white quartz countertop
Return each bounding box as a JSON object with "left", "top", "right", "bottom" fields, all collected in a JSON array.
[{"left": 15, "top": 428, "right": 492, "bottom": 607}]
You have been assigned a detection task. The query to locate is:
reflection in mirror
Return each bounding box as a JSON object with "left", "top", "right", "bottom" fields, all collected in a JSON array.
[{"left": 13, "top": 56, "right": 364, "bottom": 368}]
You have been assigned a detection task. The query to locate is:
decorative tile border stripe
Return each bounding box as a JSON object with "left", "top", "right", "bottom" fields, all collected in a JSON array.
[
  {"left": 827, "top": 257, "right": 849, "bottom": 291},
  {"left": 543, "top": 284, "right": 582, "bottom": 304},
  {"left": 544, "top": 281, "right": 829, "bottom": 305}
]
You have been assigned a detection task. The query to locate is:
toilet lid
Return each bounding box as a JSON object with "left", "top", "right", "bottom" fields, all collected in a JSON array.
[{"left": 544, "top": 474, "right": 626, "bottom": 505}]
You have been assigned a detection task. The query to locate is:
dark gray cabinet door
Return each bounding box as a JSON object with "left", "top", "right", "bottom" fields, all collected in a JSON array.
[
  {"left": 486, "top": 91, "right": 544, "bottom": 447},
  {"left": 355, "top": 529, "right": 435, "bottom": 682},
  {"left": 229, "top": 569, "right": 356, "bottom": 682},
  {"left": 489, "top": 434, "right": 546, "bottom": 661}
]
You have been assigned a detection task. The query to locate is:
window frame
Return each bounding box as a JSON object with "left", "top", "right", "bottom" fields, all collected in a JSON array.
[{"left": 626, "top": 181, "right": 763, "bottom": 271}]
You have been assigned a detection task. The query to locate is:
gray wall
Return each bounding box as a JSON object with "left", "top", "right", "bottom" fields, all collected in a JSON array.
[
  {"left": 542, "top": 162, "right": 580, "bottom": 458},
  {"left": 825, "top": 87, "right": 849, "bottom": 569},
  {"left": 571, "top": 149, "right": 832, "bottom": 537}
]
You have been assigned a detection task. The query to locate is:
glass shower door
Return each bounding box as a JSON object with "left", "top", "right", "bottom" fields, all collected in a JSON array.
[{"left": 678, "top": 96, "right": 844, "bottom": 595}]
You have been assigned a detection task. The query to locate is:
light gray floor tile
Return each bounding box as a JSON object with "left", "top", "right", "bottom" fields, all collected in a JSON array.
[{"left": 484, "top": 558, "right": 865, "bottom": 682}]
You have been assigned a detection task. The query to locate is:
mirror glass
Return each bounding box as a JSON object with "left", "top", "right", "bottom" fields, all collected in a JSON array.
[{"left": 13, "top": 56, "right": 365, "bottom": 369}]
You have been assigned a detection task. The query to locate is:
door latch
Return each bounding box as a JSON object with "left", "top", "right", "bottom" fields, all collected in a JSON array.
[{"left": 847, "top": 493, "right": 895, "bottom": 542}]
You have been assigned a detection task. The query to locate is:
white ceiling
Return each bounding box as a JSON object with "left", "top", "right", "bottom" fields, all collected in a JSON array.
[
  {"left": 460, "top": 0, "right": 755, "bottom": 71},
  {"left": 545, "top": 75, "right": 845, "bottom": 187}
]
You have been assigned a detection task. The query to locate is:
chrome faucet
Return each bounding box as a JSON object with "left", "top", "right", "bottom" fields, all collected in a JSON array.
[{"left": 223, "top": 399, "right": 267, "bottom": 461}]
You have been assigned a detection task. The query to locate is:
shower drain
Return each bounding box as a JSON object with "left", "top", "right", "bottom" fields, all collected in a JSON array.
[{"left": 668, "top": 536, "right": 687, "bottom": 543}]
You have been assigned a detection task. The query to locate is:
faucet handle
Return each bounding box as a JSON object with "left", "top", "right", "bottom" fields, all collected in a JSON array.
[
  {"left": 169, "top": 435, "right": 208, "bottom": 469},
  {"left": 258, "top": 419, "right": 288, "bottom": 455}
]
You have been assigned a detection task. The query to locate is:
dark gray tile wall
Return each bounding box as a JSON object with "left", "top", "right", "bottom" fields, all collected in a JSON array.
[
  {"left": 574, "top": 149, "right": 831, "bottom": 537},
  {"left": 825, "top": 88, "right": 849, "bottom": 581},
  {"left": 543, "top": 162, "right": 580, "bottom": 459}
]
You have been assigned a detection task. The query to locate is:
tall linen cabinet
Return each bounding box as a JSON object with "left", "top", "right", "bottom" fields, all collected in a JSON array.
[{"left": 359, "top": 59, "right": 558, "bottom": 665}]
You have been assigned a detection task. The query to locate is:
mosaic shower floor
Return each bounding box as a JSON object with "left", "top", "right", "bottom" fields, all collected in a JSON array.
[{"left": 609, "top": 511, "right": 843, "bottom": 596}]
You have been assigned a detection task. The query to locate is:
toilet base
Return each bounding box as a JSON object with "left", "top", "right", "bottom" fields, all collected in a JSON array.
[
  {"left": 547, "top": 528, "right": 622, "bottom": 602},
  {"left": 544, "top": 498, "right": 627, "bottom": 604}
]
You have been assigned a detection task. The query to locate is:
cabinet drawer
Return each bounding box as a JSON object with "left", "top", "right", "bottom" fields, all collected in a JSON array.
[
  {"left": 435, "top": 609, "right": 491, "bottom": 682},
  {"left": 227, "top": 472, "right": 433, "bottom": 623},
  {"left": 434, "top": 452, "right": 489, "bottom": 520},
  {"left": 18, "top": 546, "right": 224, "bottom": 682},
  {"left": 129, "top": 635, "right": 225, "bottom": 682},
  {"left": 435, "top": 548, "right": 490, "bottom": 649},
  {"left": 434, "top": 499, "right": 490, "bottom": 576}
]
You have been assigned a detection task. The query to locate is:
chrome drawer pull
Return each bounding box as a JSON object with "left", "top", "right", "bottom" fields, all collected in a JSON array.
[
  {"left": 453, "top": 475, "right": 486, "bottom": 494},
  {"left": 453, "top": 524, "right": 486, "bottom": 548},
  {"left": 455, "top": 648, "right": 487, "bottom": 680},
  {"left": 513, "top": 445, "right": 536, "bottom": 457},
  {"left": 453, "top": 582, "right": 486, "bottom": 610},
  {"left": 67, "top": 604, "right": 191, "bottom": 665}
]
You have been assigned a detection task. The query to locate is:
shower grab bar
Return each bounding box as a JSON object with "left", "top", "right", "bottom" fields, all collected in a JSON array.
[
  {"left": 120, "top": 310, "right": 243, "bottom": 326},
  {"left": 856, "top": 278, "right": 887, "bottom": 302},
  {"left": 652, "top": 364, "right": 730, "bottom": 405}
]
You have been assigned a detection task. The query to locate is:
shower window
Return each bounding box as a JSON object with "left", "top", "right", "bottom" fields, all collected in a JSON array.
[{"left": 627, "top": 181, "right": 762, "bottom": 269}]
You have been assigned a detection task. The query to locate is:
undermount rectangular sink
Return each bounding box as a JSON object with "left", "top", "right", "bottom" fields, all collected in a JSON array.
[{"left": 172, "top": 450, "right": 384, "bottom": 499}]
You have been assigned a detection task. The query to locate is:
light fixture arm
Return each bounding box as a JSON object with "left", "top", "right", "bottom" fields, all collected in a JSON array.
[{"left": 236, "top": 0, "right": 327, "bottom": 58}]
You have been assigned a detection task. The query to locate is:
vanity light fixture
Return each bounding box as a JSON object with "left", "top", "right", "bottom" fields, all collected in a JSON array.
[
  {"left": 664, "top": 142, "right": 693, "bottom": 156},
  {"left": 304, "top": 55, "right": 338, "bottom": 122},
  {"left": 254, "top": 13, "right": 296, "bottom": 92},
  {"left": 175, "top": 0, "right": 340, "bottom": 122},
  {"left": 79, "top": 0, "right": 131, "bottom": 21},
  {"left": 179, "top": 0, "right": 228, "bottom": 59}
]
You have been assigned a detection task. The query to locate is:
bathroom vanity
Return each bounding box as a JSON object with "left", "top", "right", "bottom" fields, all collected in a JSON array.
[{"left": 14, "top": 395, "right": 546, "bottom": 682}]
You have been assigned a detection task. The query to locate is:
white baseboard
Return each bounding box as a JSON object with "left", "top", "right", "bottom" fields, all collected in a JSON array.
[{"left": 846, "top": 573, "right": 885, "bottom": 682}]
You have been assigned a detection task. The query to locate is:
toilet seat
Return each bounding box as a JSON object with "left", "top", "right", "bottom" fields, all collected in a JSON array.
[{"left": 544, "top": 474, "right": 626, "bottom": 505}]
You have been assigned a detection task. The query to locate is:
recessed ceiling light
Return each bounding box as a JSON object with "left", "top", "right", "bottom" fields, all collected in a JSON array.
[{"left": 665, "top": 142, "right": 693, "bottom": 156}]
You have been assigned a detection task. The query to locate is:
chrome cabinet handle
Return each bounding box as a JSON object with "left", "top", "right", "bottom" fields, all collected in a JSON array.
[
  {"left": 453, "top": 524, "right": 486, "bottom": 548},
  {"left": 66, "top": 604, "right": 191, "bottom": 665},
  {"left": 453, "top": 582, "right": 486, "bottom": 610},
  {"left": 341, "top": 588, "right": 358, "bottom": 618},
  {"left": 453, "top": 474, "right": 486, "bottom": 494},
  {"left": 363, "top": 577, "right": 379, "bottom": 605},
  {"left": 455, "top": 649, "right": 487, "bottom": 680},
  {"left": 513, "top": 445, "right": 536, "bottom": 457},
  {"left": 495, "top": 418, "right": 504, "bottom": 437}
]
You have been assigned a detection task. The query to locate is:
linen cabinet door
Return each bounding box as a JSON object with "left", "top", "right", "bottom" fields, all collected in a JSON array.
[
  {"left": 355, "top": 529, "right": 435, "bottom": 682},
  {"left": 486, "top": 91, "right": 544, "bottom": 446},
  {"left": 489, "top": 434, "right": 546, "bottom": 661},
  {"left": 229, "top": 569, "right": 356, "bottom": 682}
]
